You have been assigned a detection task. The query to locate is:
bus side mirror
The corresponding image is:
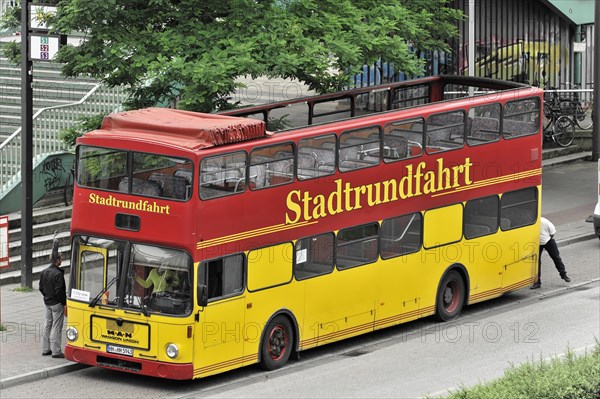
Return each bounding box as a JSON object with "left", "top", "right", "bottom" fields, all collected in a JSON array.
[{"left": 198, "top": 284, "right": 208, "bottom": 307}]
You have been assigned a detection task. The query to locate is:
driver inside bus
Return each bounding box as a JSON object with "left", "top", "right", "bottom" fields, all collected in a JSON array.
[{"left": 135, "top": 265, "right": 179, "bottom": 293}]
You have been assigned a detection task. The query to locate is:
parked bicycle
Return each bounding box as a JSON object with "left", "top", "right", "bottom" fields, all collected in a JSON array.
[
  {"left": 543, "top": 88, "right": 575, "bottom": 147},
  {"left": 559, "top": 82, "right": 593, "bottom": 130}
]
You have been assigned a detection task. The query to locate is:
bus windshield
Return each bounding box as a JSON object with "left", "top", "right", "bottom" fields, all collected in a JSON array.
[{"left": 70, "top": 236, "right": 193, "bottom": 316}]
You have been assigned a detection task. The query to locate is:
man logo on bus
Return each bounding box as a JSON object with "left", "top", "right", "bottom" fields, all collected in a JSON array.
[{"left": 285, "top": 157, "right": 473, "bottom": 224}]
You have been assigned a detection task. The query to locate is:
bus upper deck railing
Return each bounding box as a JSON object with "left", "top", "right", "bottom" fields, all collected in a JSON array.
[{"left": 221, "top": 75, "right": 533, "bottom": 132}]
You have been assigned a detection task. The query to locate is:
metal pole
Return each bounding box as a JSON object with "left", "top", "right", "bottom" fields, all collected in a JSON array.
[
  {"left": 468, "top": 0, "right": 475, "bottom": 97},
  {"left": 574, "top": 26, "right": 582, "bottom": 86},
  {"left": 21, "top": 0, "right": 33, "bottom": 288},
  {"left": 468, "top": 0, "right": 475, "bottom": 78},
  {"left": 593, "top": 0, "right": 600, "bottom": 161}
]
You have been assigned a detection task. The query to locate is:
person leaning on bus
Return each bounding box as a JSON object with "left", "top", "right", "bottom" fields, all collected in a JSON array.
[
  {"left": 135, "top": 265, "right": 180, "bottom": 293},
  {"left": 531, "top": 217, "right": 571, "bottom": 289}
]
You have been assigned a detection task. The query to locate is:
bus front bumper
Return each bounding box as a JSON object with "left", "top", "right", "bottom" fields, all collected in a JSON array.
[{"left": 65, "top": 345, "right": 193, "bottom": 380}]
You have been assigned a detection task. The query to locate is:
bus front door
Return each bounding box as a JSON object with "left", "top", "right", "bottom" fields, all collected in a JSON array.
[{"left": 194, "top": 296, "right": 246, "bottom": 378}]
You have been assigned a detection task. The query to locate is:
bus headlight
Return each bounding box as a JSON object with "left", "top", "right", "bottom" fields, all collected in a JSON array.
[
  {"left": 66, "top": 326, "right": 78, "bottom": 342},
  {"left": 166, "top": 343, "right": 179, "bottom": 359}
]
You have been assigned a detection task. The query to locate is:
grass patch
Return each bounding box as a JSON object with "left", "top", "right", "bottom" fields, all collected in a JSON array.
[
  {"left": 445, "top": 343, "right": 600, "bottom": 399},
  {"left": 12, "top": 286, "right": 34, "bottom": 293}
]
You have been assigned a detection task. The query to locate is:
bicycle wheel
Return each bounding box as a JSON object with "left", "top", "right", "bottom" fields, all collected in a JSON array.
[
  {"left": 553, "top": 116, "right": 575, "bottom": 147},
  {"left": 64, "top": 169, "right": 74, "bottom": 206},
  {"left": 575, "top": 101, "right": 593, "bottom": 130}
]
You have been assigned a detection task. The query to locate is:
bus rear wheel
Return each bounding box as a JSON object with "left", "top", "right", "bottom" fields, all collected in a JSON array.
[
  {"left": 260, "top": 315, "right": 293, "bottom": 370},
  {"left": 435, "top": 270, "right": 465, "bottom": 321}
]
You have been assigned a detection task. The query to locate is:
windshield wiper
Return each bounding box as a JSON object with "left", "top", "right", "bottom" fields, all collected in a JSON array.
[
  {"left": 140, "top": 302, "right": 149, "bottom": 317},
  {"left": 89, "top": 276, "right": 118, "bottom": 307}
]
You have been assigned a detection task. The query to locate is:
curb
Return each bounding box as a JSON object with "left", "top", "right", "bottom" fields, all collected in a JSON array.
[
  {"left": 0, "top": 363, "right": 88, "bottom": 390},
  {"left": 541, "top": 152, "right": 590, "bottom": 168},
  {"left": 557, "top": 233, "right": 598, "bottom": 247}
]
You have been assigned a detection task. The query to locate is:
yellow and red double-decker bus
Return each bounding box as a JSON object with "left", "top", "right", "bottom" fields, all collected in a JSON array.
[{"left": 65, "top": 76, "right": 542, "bottom": 379}]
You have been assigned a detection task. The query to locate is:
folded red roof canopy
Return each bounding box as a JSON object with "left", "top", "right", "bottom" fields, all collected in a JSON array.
[{"left": 99, "top": 108, "right": 267, "bottom": 149}]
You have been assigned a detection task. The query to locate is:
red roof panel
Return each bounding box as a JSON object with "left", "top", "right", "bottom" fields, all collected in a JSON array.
[{"left": 95, "top": 108, "right": 266, "bottom": 150}]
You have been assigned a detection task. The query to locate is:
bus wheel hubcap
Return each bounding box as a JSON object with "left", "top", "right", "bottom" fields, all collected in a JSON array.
[
  {"left": 268, "top": 325, "right": 287, "bottom": 361},
  {"left": 443, "top": 282, "right": 458, "bottom": 313}
]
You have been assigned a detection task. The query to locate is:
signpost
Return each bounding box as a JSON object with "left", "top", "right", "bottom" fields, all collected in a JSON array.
[
  {"left": 30, "top": 34, "right": 62, "bottom": 61},
  {"left": 20, "top": 2, "right": 65, "bottom": 288},
  {"left": 0, "top": 215, "right": 8, "bottom": 326},
  {"left": 21, "top": 0, "right": 33, "bottom": 289}
]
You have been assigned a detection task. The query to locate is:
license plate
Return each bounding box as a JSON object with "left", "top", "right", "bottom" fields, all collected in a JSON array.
[{"left": 107, "top": 344, "right": 133, "bottom": 357}]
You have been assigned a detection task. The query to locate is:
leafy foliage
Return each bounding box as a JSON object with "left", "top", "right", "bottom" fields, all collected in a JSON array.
[
  {"left": 2, "top": 1, "right": 461, "bottom": 113},
  {"left": 0, "top": 1, "right": 21, "bottom": 30},
  {"left": 59, "top": 113, "right": 105, "bottom": 149}
]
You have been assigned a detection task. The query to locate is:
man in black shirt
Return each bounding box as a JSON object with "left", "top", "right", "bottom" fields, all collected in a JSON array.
[{"left": 39, "top": 252, "right": 66, "bottom": 358}]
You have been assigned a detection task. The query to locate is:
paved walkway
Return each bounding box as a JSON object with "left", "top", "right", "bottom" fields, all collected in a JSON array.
[{"left": 0, "top": 153, "right": 597, "bottom": 389}]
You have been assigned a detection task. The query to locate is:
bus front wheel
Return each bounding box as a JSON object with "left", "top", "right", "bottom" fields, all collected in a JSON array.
[
  {"left": 260, "top": 315, "right": 294, "bottom": 371},
  {"left": 435, "top": 270, "right": 465, "bottom": 322}
]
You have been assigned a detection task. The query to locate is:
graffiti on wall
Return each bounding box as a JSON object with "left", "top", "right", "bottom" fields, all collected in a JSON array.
[
  {"left": 460, "top": 39, "right": 568, "bottom": 87},
  {"left": 40, "top": 157, "right": 66, "bottom": 191}
]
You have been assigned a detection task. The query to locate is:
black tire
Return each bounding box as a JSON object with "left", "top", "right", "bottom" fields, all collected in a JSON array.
[
  {"left": 553, "top": 116, "right": 575, "bottom": 147},
  {"left": 64, "top": 170, "right": 74, "bottom": 206},
  {"left": 435, "top": 270, "right": 466, "bottom": 322},
  {"left": 260, "top": 315, "right": 294, "bottom": 371}
]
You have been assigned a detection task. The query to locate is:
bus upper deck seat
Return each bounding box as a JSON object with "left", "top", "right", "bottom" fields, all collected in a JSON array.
[
  {"left": 119, "top": 177, "right": 162, "bottom": 197},
  {"left": 382, "top": 135, "right": 408, "bottom": 159},
  {"left": 502, "top": 119, "right": 537, "bottom": 137},
  {"left": 174, "top": 169, "right": 192, "bottom": 184},
  {"left": 249, "top": 163, "right": 267, "bottom": 188},
  {"left": 149, "top": 173, "right": 189, "bottom": 200},
  {"left": 468, "top": 117, "right": 500, "bottom": 142},
  {"left": 296, "top": 152, "right": 318, "bottom": 179},
  {"left": 300, "top": 146, "right": 335, "bottom": 167}
]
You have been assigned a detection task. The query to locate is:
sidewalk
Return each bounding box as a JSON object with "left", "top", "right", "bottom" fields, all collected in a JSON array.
[{"left": 0, "top": 152, "right": 597, "bottom": 389}]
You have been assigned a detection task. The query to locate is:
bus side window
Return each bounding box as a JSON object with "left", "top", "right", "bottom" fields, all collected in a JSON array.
[
  {"left": 200, "top": 152, "right": 247, "bottom": 199},
  {"left": 250, "top": 143, "right": 294, "bottom": 189},
  {"left": 467, "top": 103, "right": 501, "bottom": 146},
  {"left": 336, "top": 223, "right": 379, "bottom": 269},
  {"left": 198, "top": 254, "right": 244, "bottom": 301},
  {"left": 295, "top": 233, "right": 334, "bottom": 280},
  {"left": 426, "top": 111, "right": 465, "bottom": 153},
  {"left": 383, "top": 118, "right": 425, "bottom": 162},
  {"left": 463, "top": 195, "right": 500, "bottom": 239},
  {"left": 500, "top": 188, "right": 538, "bottom": 230},
  {"left": 339, "top": 127, "right": 380, "bottom": 172},
  {"left": 380, "top": 212, "right": 422, "bottom": 258},
  {"left": 503, "top": 98, "right": 540, "bottom": 138},
  {"left": 297, "top": 134, "right": 336, "bottom": 181}
]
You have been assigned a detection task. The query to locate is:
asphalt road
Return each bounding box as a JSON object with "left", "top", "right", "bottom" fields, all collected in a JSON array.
[{"left": 2, "top": 238, "right": 598, "bottom": 399}]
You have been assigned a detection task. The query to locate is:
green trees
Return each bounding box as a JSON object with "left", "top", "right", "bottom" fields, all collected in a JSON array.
[{"left": 3, "top": 0, "right": 461, "bottom": 112}]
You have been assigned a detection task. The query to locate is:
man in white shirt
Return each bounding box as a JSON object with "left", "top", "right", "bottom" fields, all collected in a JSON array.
[{"left": 531, "top": 217, "right": 570, "bottom": 289}]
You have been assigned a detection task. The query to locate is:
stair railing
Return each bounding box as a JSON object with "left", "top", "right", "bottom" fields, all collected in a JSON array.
[{"left": 0, "top": 83, "right": 127, "bottom": 194}]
